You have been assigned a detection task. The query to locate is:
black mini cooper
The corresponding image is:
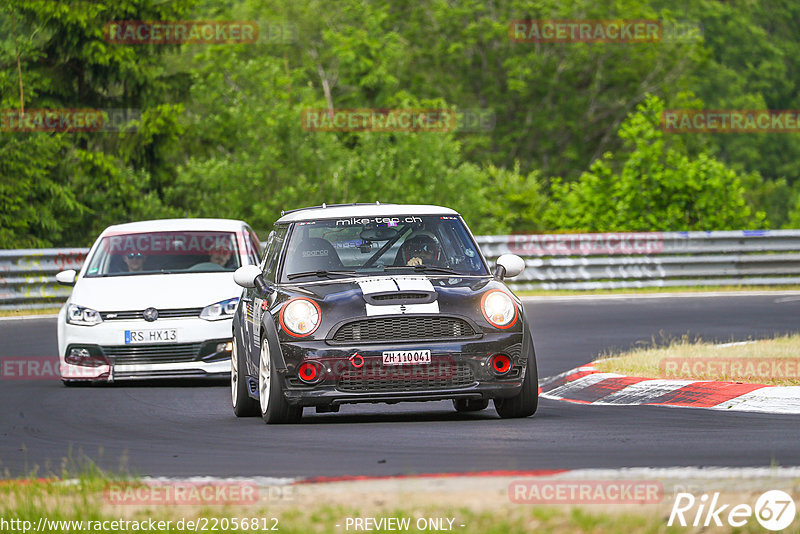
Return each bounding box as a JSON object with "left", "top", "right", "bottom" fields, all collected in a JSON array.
[{"left": 230, "top": 203, "right": 537, "bottom": 423}]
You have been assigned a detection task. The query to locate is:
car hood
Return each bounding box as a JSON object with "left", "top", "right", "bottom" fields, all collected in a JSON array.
[
  {"left": 70, "top": 273, "right": 241, "bottom": 311},
  {"left": 288, "top": 274, "right": 493, "bottom": 296},
  {"left": 282, "top": 275, "right": 503, "bottom": 315}
]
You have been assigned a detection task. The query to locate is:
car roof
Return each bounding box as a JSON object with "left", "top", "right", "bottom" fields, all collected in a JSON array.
[
  {"left": 275, "top": 203, "right": 460, "bottom": 223},
  {"left": 100, "top": 218, "right": 248, "bottom": 235}
]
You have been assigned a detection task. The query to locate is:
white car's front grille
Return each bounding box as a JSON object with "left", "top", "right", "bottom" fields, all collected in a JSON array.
[
  {"left": 99, "top": 308, "right": 203, "bottom": 321},
  {"left": 102, "top": 343, "right": 203, "bottom": 365}
]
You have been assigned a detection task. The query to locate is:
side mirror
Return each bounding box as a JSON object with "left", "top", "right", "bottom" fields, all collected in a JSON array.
[
  {"left": 494, "top": 254, "right": 525, "bottom": 280},
  {"left": 55, "top": 269, "right": 77, "bottom": 286},
  {"left": 233, "top": 265, "right": 263, "bottom": 288}
]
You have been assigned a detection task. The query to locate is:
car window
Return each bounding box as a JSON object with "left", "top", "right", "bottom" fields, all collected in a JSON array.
[
  {"left": 246, "top": 228, "right": 261, "bottom": 265},
  {"left": 280, "top": 215, "right": 487, "bottom": 281},
  {"left": 83, "top": 231, "right": 242, "bottom": 277},
  {"left": 265, "top": 225, "right": 288, "bottom": 281}
]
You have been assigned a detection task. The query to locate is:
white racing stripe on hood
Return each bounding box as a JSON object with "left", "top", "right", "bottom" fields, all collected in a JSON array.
[
  {"left": 357, "top": 278, "right": 399, "bottom": 294},
  {"left": 395, "top": 277, "right": 435, "bottom": 292},
  {"left": 358, "top": 276, "right": 439, "bottom": 316}
]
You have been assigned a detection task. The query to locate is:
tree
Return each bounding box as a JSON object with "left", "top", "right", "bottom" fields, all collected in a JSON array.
[{"left": 544, "top": 95, "right": 764, "bottom": 231}]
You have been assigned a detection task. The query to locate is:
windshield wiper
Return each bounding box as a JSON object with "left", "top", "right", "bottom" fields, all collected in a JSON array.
[
  {"left": 287, "top": 269, "right": 357, "bottom": 280},
  {"left": 384, "top": 265, "right": 460, "bottom": 275}
]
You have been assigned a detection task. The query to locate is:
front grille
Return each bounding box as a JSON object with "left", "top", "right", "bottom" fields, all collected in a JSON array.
[
  {"left": 372, "top": 292, "right": 429, "bottom": 301},
  {"left": 102, "top": 343, "right": 202, "bottom": 365},
  {"left": 100, "top": 308, "right": 203, "bottom": 321},
  {"left": 331, "top": 316, "right": 477, "bottom": 343},
  {"left": 337, "top": 361, "right": 475, "bottom": 392}
]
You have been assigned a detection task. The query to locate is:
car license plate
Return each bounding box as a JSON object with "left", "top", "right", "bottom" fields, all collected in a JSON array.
[
  {"left": 124, "top": 329, "right": 177, "bottom": 344},
  {"left": 382, "top": 350, "right": 431, "bottom": 365}
]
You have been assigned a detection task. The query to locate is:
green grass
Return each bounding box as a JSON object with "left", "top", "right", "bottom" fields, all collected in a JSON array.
[
  {"left": 2, "top": 465, "right": 799, "bottom": 533},
  {"left": 0, "top": 479, "right": 679, "bottom": 534},
  {"left": 594, "top": 333, "right": 800, "bottom": 385}
]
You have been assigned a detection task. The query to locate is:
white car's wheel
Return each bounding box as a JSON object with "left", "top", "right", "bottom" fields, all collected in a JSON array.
[
  {"left": 258, "top": 337, "right": 301, "bottom": 424},
  {"left": 231, "top": 337, "right": 258, "bottom": 417}
]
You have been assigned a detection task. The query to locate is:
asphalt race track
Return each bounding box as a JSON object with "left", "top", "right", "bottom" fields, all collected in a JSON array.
[{"left": 1, "top": 293, "right": 799, "bottom": 478}]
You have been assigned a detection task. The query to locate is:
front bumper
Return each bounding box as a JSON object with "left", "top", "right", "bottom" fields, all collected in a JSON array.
[
  {"left": 58, "top": 312, "right": 233, "bottom": 381},
  {"left": 275, "top": 333, "right": 527, "bottom": 407}
]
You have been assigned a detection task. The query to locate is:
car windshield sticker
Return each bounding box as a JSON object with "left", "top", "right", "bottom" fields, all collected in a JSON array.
[
  {"left": 302, "top": 249, "right": 330, "bottom": 257},
  {"left": 335, "top": 216, "right": 423, "bottom": 226}
]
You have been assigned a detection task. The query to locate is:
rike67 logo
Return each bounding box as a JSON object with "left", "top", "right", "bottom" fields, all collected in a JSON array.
[{"left": 669, "top": 490, "right": 796, "bottom": 531}]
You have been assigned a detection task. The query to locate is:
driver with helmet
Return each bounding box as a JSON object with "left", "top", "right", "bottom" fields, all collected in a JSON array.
[{"left": 402, "top": 234, "right": 442, "bottom": 266}]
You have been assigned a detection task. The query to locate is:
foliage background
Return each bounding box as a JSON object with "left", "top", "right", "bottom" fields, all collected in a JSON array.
[{"left": 2, "top": 0, "right": 799, "bottom": 246}]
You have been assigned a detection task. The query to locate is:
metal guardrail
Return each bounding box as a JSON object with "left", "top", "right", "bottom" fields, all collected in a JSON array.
[
  {"left": 2, "top": 230, "right": 800, "bottom": 309},
  {"left": 477, "top": 230, "right": 800, "bottom": 290},
  {"left": 0, "top": 248, "right": 88, "bottom": 310}
]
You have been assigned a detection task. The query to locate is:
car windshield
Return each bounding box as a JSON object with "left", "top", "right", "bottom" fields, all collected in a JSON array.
[
  {"left": 280, "top": 215, "right": 488, "bottom": 281},
  {"left": 83, "top": 231, "right": 242, "bottom": 277}
]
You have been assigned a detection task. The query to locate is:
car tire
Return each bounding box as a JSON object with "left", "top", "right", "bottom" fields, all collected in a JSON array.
[
  {"left": 258, "top": 337, "right": 302, "bottom": 424},
  {"left": 231, "top": 337, "right": 259, "bottom": 417},
  {"left": 453, "top": 399, "right": 490, "bottom": 412},
  {"left": 494, "top": 341, "right": 538, "bottom": 419}
]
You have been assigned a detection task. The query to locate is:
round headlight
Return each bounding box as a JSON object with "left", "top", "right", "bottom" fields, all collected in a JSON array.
[
  {"left": 279, "top": 298, "right": 321, "bottom": 337},
  {"left": 481, "top": 290, "right": 518, "bottom": 328}
]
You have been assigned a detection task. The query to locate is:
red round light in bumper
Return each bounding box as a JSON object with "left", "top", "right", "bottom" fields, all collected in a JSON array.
[
  {"left": 489, "top": 353, "right": 512, "bottom": 375},
  {"left": 297, "top": 362, "right": 322, "bottom": 384}
]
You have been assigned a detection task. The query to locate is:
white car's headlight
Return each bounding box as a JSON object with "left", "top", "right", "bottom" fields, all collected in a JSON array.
[
  {"left": 279, "top": 298, "right": 321, "bottom": 337},
  {"left": 67, "top": 304, "right": 103, "bottom": 326},
  {"left": 200, "top": 297, "right": 239, "bottom": 321},
  {"left": 481, "top": 289, "right": 518, "bottom": 328}
]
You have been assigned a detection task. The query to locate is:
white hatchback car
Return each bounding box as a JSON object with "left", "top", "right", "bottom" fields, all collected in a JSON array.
[{"left": 56, "top": 218, "right": 261, "bottom": 384}]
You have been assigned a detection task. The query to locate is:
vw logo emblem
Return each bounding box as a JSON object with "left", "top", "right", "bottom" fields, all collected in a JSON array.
[{"left": 143, "top": 307, "right": 159, "bottom": 322}]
